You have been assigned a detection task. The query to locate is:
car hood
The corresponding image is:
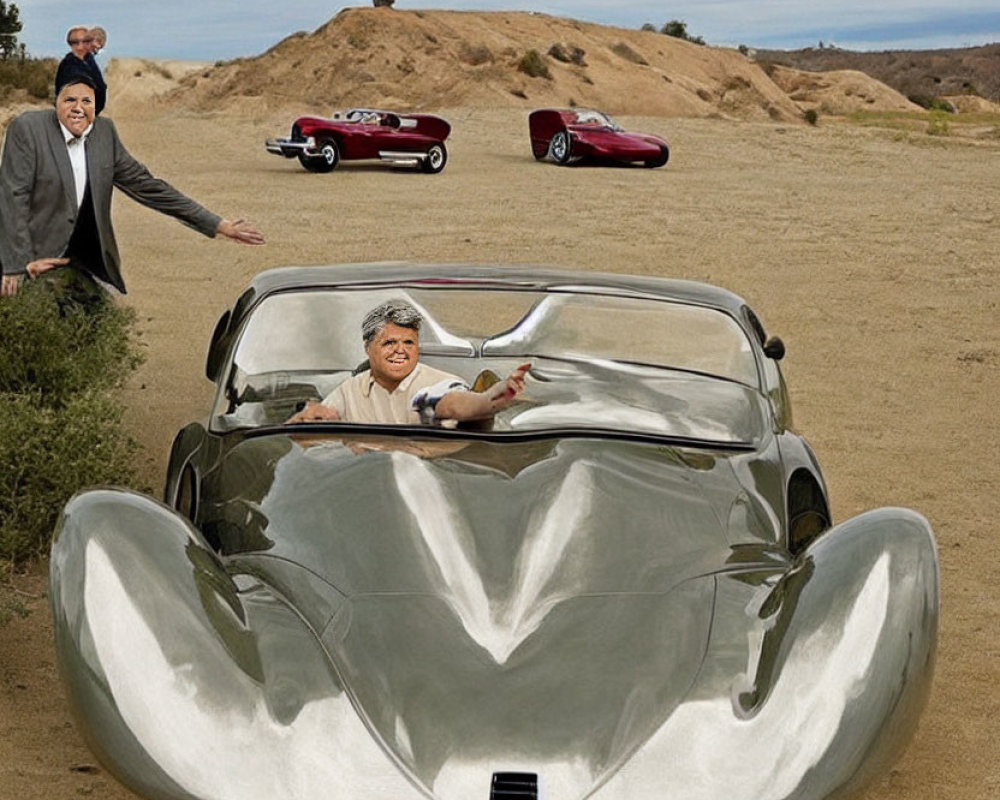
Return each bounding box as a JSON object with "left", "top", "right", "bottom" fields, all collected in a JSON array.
[
  {"left": 52, "top": 433, "right": 937, "bottom": 800},
  {"left": 204, "top": 435, "right": 785, "bottom": 793}
]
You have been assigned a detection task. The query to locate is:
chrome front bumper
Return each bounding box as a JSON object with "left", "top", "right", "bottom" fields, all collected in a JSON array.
[{"left": 265, "top": 138, "right": 428, "bottom": 166}]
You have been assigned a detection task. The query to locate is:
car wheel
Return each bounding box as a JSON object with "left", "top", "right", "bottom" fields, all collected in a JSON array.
[
  {"left": 550, "top": 130, "right": 572, "bottom": 164},
  {"left": 299, "top": 138, "right": 340, "bottom": 173},
  {"left": 175, "top": 464, "right": 198, "bottom": 522},
  {"left": 644, "top": 145, "right": 670, "bottom": 168},
  {"left": 787, "top": 473, "right": 831, "bottom": 554},
  {"left": 422, "top": 142, "right": 448, "bottom": 174}
]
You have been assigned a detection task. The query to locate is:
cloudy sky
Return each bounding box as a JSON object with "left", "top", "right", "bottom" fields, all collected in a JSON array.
[{"left": 18, "top": 1, "right": 1000, "bottom": 61}]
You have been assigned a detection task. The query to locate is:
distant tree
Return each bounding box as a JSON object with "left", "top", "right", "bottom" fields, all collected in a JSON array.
[
  {"left": 640, "top": 23, "right": 657, "bottom": 32},
  {"left": 660, "top": 20, "right": 705, "bottom": 46},
  {"left": 0, "top": 1, "right": 23, "bottom": 60},
  {"left": 372, "top": 0, "right": 395, "bottom": 7}
]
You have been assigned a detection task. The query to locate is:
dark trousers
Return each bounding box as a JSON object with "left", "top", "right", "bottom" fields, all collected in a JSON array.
[{"left": 48, "top": 183, "right": 111, "bottom": 309}]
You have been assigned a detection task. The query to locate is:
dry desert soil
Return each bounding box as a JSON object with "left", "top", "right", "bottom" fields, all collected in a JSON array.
[{"left": 2, "top": 39, "right": 999, "bottom": 800}]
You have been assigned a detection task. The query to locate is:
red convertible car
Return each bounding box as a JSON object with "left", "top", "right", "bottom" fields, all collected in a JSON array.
[
  {"left": 529, "top": 108, "right": 670, "bottom": 168},
  {"left": 265, "top": 108, "right": 451, "bottom": 174}
]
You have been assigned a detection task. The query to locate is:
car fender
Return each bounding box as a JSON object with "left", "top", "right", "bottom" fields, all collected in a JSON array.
[
  {"left": 50, "top": 489, "right": 426, "bottom": 800},
  {"left": 589, "top": 506, "right": 937, "bottom": 800}
]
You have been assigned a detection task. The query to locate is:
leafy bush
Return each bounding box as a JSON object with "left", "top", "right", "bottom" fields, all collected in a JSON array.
[
  {"left": 459, "top": 42, "right": 494, "bottom": 66},
  {"left": 926, "top": 109, "right": 951, "bottom": 136},
  {"left": 0, "top": 390, "right": 142, "bottom": 563},
  {"left": 548, "top": 43, "right": 586, "bottom": 66},
  {"left": 908, "top": 94, "right": 957, "bottom": 112},
  {"left": 610, "top": 42, "right": 649, "bottom": 66},
  {"left": 659, "top": 20, "right": 705, "bottom": 45},
  {"left": 0, "top": 561, "right": 29, "bottom": 625},
  {"left": 0, "top": 281, "right": 145, "bottom": 567},
  {"left": 0, "top": 55, "right": 56, "bottom": 101},
  {"left": 517, "top": 49, "right": 551, "bottom": 80},
  {"left": 0, "top": 592, "right": 28, "bottom": 625},
  {"left": 0, "top": 281, "right": 143, "bottom": 405},
  {"left": 803, "top": 108, "right": 819, "bottom": 125}
]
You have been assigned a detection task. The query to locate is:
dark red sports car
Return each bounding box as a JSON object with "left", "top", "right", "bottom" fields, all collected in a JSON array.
[
  {"left": 266, "top": 108, "right": 451, "bottom": 174},
  {"left": 529, "top": 108, "right": 670, "bottom": 168}
]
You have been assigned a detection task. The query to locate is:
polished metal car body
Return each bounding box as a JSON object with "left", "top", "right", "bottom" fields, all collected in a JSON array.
[
  {"left": 265, "top": 108, "right": 451, "bottom": 173},
  {"left": 51, "top": 264, "right": 937, "bottom": 800},
  {"left": 529, "top": 108, "right": 670, "bottom": 167}
]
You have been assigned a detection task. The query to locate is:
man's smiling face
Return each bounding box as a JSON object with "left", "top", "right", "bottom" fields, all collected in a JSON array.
[
  {"left": 56, "top": 82, "right": 95, "bottom": 137},
  {"left": 366, "top": 322, "right": 419, "bottom": 391}
]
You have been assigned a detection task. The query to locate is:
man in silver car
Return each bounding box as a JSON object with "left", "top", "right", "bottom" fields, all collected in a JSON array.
[{"left": 288, "top": 299, "right": 530, "bottom": 425}]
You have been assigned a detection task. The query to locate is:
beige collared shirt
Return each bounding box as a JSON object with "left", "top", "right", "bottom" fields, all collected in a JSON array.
[
  {"left": 321, "top": 363, "right": 468, "bottom": 424},
  {"left": 59, "top": 120, "right": 93, "bottom": 209}
]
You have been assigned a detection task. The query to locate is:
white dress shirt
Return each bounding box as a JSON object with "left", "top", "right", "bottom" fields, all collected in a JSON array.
[{"left": 59, "top": 121, "right": 93, "bottom": 209}]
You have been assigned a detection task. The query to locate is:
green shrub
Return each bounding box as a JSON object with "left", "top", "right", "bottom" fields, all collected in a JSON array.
[
  {"left": 0, "top": 390, "right": 142, "bottom": 563},
  {"left": 803, "top": 108, "right": 819, "bottom": 125},
  {"left": 459, "top": 42, "right": 494, "bottom": 66},
  {"left": 0, "top": 281, "right": 144, "bottom": 406},
  {"left": 517, "top": 49, "right": 551, "bottom": 79},
  {"left": 610, "top": 42, "right": 649, "bottom": 65},
  {"left": 0, "top": 564, "right": 29, "bottom": 625},
  {"left": 548, "top": 43, "right": 586, "bottom": 66},
  {"left": 927, "top": 109, "right": 951, "bottom": 136},
  {"left": 0, "top": 282, "right": 145, "bottom": 566},
  {"left": 0, "top": 56, "right": 56, "bottom": 101},
  {"left": 659, "top": 20, "right": 705, "bottom": 45}
]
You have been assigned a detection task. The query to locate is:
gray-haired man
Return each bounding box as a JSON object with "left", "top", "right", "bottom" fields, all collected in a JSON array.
[{"left": 289, "top": 299, "right": 530, "bottom": 425}]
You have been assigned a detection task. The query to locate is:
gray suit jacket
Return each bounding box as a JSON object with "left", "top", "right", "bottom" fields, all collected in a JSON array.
[{"left": 0, "top": 109, "right": 221, "bottom": 293}]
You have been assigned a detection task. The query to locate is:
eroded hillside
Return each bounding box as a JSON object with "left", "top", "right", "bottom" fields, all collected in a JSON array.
[{"left": 167, "top": 8, "right": 906, "bottom": 122}]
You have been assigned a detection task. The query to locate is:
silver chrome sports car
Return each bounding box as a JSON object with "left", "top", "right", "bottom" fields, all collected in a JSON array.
[{"left": 51, "top": 264, "right": 938, "bottom": 800}]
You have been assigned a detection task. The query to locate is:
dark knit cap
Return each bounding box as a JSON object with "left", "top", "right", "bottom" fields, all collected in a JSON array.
[{"left": 55, "top": 68, "right": 97, "bottom": 97}]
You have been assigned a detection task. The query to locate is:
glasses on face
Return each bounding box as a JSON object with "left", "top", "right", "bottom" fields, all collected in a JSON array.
[{"left": 68, "top": 38, "right": 94, "bottom": 45}]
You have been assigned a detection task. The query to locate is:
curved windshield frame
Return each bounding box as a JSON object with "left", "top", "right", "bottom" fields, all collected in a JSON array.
[
  {"left": 213, "top": 286, "right": 764, "bottom": 443},
  {"left": 572, "top": 110, "right": 622, "bottom": 131}
]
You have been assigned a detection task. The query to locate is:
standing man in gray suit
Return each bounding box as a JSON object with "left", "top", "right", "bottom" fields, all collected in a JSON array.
[{"left": 0, "top": 71, "right": 264, "bottom": 300}]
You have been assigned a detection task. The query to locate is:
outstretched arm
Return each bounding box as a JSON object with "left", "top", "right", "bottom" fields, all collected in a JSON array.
[
  {"left": 434, "top": 362, "right": 531, "bottom": 421},
  {"left": 109, "top": 120, "right": 264, "bottom": 244}
]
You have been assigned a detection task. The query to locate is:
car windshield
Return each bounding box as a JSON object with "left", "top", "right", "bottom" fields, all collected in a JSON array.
[
  {"left": 344, "top": 109, "right": 380, "bottom": 123},
  {"left": 214, "top": 286, "right": 764, "bottom": 443},
  {"left": 573, "top": 110, "right": 621, "bottom": 130}
]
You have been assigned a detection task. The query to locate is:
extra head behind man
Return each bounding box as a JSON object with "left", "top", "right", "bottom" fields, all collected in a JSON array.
[
  {"left": 65, "top": 25, "right": 93, "bottom": 59},
  {"left": 89, "top": 26, "right": 107, "bottom": 54}
]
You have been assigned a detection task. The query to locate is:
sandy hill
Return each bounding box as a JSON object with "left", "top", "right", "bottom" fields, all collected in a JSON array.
[
  {"left": 766, "top": 64, "right": 922, "bottom": 114},
  {"left": 164, "top": 7, "right": 916, "bottom": 121},
  {"left": 754, "top": 43, "right": 1000, "bottom": 107}
]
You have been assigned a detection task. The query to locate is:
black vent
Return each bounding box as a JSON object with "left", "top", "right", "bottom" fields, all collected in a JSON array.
[{"left": 490, "top": 771, "right": 538, "bottom": 800}]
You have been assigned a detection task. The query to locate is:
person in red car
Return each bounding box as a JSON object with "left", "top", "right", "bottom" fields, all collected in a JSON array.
[{"left": 289, "top": 299, "right": 530, "bottom": 425}]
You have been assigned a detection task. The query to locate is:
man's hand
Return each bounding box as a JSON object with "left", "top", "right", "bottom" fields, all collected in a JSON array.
[
  {"left": 486, "top": 362, "right": 532, "bottom": 410},
  {"left": 287, "top": 401, "right": 341, "bottom": 423},
  {"left": 435, "top": 363, "right": 532, "bottom": 421},
  {"left": 217, "top": 218, "right": 266, "bottom": 245},
  {"left": 1, "top": 257, "right": 70, "bottom": 296}
]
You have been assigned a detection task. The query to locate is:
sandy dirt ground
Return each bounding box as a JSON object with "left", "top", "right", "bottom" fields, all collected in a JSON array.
[{"left": 1, "top": 85, "right": 999, "bottom": 799}]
